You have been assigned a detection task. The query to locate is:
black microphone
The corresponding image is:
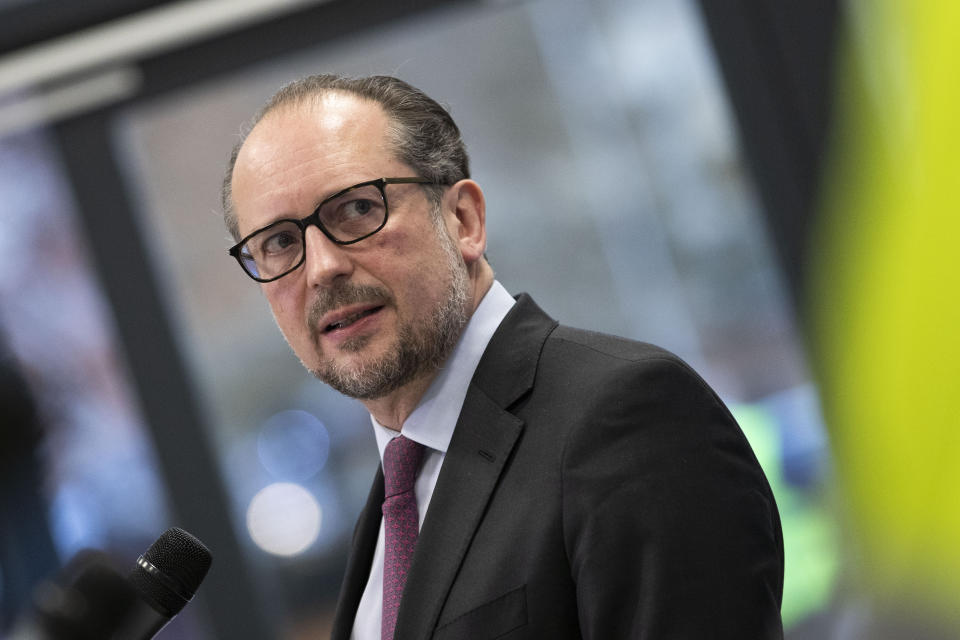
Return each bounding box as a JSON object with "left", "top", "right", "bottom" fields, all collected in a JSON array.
[
  {"left": 120, "top": 527, "right": 212, "bottom": 639},
  {"left": 10, "top": 528, "right": 211, "bottom": 639}
]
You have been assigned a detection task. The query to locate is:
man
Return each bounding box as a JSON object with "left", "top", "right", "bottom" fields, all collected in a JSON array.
[{"left": 223, "top": 74, "right": 784, "bottom": 639}]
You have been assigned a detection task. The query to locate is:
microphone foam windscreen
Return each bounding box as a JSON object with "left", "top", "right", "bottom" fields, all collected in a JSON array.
[{"left": 129, "top": 527, "right": 212, "bottom": 616}]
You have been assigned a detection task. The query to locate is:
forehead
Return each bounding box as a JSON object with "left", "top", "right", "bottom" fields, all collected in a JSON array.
[{"left": 240, "top": 93, "right": 394, "bottom": 174}]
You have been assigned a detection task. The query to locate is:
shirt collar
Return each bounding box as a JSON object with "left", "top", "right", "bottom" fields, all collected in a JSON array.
[{"left": 371, "top": 280, "right": 515, "bottom": 459}]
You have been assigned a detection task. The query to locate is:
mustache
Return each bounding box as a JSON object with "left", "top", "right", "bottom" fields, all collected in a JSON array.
[{"left": 307, "top": 283, "right": 393, "bottom": 338}]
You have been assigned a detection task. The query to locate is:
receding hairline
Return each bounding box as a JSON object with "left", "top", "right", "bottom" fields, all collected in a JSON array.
[
  {"left": 245, "top": 88, "right": 403, "bottom": 156},
  {"left": 261, "top": 86, "right": 391, "bottom": 123},
  {"left": 247, "top": 91, "right": 401, "bottom": 160}
]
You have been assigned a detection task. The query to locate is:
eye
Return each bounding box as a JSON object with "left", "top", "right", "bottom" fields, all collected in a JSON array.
[
  {"left": 340, "top": 197, "right": 376, "bottom": 219},
  {"left": 260, "top": 228, "right": 301, "bottom": 255}
]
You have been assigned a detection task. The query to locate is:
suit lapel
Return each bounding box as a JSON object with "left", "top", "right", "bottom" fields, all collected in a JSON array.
[
  {"left": 393, "top": 392, "right": 522, "bottom": 639},
  {"left": 393, "top": 294, "right": 558, "bottom": 640},
  {"left": 330, "top": 467, "right": 385, "bottom": 640}
]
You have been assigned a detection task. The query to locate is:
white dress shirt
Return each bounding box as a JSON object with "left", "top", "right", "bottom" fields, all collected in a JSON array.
[{"left": 350, "top": 280, "right": 515, "bottom": 640}]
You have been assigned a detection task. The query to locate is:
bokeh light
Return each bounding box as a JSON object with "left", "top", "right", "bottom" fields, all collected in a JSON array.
[
  {"left": 246, "top": 482, "right": 321, "bottom": 557},
  {"left": 256, "top": 410, "right": 330, "bottom": 481}
]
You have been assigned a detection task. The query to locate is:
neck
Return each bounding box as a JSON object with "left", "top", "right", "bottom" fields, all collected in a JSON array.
[
  {"left": 362, "top": 374, "right": 436, "bottom": 432},
  {"left": 363, "top": 262, "right": 494, "bottom": 431}
]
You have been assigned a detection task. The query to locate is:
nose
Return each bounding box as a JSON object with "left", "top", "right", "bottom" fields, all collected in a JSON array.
[{"left": 302, "top": 225, "right": 354, "bottom": 288}]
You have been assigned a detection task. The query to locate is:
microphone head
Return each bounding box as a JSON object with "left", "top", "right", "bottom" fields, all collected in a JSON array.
[{"left": 129, "top": 527, "right": 212, "bottom": 617}]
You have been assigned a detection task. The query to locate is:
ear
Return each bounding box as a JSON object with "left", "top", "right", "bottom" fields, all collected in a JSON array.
[{"left": 444, "top": 179, "right": 487, "bottom": 265}]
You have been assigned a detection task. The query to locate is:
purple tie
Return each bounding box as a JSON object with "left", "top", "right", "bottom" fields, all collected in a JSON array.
[{"left": 381, "top": 435, "right": 426, "bottom": 640}]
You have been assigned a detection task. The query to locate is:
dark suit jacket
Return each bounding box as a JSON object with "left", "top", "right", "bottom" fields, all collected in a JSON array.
[{"left": 331, "top": 295, "right": 784, "bottom": 639}]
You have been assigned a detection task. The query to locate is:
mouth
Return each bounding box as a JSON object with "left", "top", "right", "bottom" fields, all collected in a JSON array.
[{"left": 321, "top": 305, "right": 385, "bottom": 334}]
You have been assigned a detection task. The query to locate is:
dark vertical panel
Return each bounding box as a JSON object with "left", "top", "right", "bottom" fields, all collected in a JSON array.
[
  {"left": 695, "top": 0, "right": 840, "bottom": 304},
  {"left": 52, "top": 112, "right": 274, "bottom": 640},
  {"left": 0, "top": 336, "right": 59, "bottom": 630}
]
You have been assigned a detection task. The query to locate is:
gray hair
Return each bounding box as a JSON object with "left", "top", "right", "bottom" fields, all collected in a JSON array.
[{"left": 221, "top": 74, "right": 470, "bottom": 241}]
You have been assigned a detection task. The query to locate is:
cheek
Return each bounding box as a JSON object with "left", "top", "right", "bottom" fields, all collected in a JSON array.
[
  {"left": 367, "top": 228, "right": 407, "bottom": 257},
  {"left": 265, "top": 284, "right": 305, "bottom": 332},
  {"left": 263, "top": 283, "right": 286, "bottom": 314}
]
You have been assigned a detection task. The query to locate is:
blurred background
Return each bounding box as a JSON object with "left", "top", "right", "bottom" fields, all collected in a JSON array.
[{"left": 0, "top": 0, "right": 956, "bottom": 638}]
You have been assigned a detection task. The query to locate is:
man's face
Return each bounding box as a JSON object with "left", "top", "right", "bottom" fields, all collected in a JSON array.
[{"left": 230, "top": 94, "right": 469, "bottom": 399}]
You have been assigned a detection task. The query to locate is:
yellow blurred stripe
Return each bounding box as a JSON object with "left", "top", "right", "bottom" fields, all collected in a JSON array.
[{"left": 810, "top": 0, "right": 960, "bottom": 624}]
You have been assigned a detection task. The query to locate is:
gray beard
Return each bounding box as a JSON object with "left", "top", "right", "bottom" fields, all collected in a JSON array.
[{"left": 305, "top": 232, "right": 470, "bottom": 400}]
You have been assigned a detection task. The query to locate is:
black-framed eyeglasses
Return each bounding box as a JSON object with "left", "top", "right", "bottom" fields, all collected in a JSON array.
[{"left": 228, "top": 177, "right": 436, "bottom": 283}]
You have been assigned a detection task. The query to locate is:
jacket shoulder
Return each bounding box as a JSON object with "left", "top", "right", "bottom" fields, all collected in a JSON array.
[{"left": 547, "top": 324, "right": 686, "bottom": 367}]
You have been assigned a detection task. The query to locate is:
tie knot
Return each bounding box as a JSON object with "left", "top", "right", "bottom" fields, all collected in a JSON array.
[{"left": 383, "top": 435, "right": 426, "bottom": 498}]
